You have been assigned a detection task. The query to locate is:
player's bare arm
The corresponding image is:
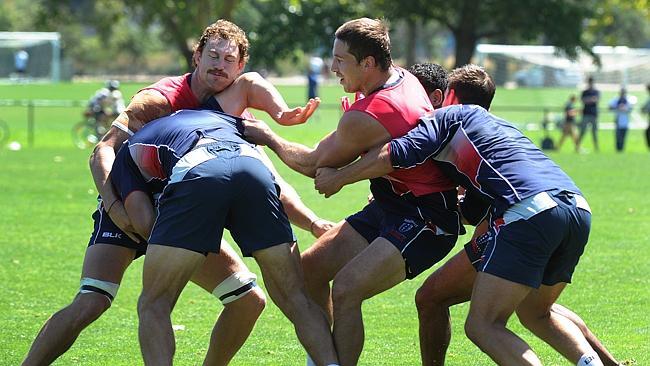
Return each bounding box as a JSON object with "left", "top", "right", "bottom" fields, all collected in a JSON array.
[
  {"left": 122, "top": 190, "right": 156, "bottom": 240},
  {"left": 256, "top": 146, "right": 334, "bottom": 237},
  {"left": 314, "top": 142, "right": 393, "bottom": 197},
  {"left": 244, "top": 110, "right": 391, "bottom": 177},
  {"left": 219, "top": 72, "right": 320, "bottom": 126},
  {"left": 89, "top": 90, "right": 170, "bottom": 237}
]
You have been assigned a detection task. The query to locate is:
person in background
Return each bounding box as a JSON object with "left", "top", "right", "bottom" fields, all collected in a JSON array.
[
  {"left": 641, "top": 84, "right": 650, "bottom": 150},
  {"left": 576, "top": 76, "right": 600, "bottom": 152},
  {"left": 14, "top": 49, "right": 29, "bottom": 78},
  {"left": 609, "top": 88, "right": 635, "bottom": 152},
  {"left": 307, "top": 55, "right": 324, "bottom": 100},
  {"left": 558, "top": 94, "right": 579, "bottom": 152},
  {"left": 84, "top": 80, "right": 126, "bottom": 135}
]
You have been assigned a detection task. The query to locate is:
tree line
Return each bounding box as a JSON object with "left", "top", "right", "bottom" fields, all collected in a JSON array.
[{"left": 1, "top": 0, "right": 648, "bottom": 76}]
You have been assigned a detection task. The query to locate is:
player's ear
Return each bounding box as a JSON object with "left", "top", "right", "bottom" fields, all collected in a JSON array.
[
  {"left": 192, "top": 49, "right": 201, "bottom": 68},
  {"left": 431, "top": 89, "right": 444, "bottom": 108},
  {"left": 362, "top": 56, "right": 375, "bottom": 69}
]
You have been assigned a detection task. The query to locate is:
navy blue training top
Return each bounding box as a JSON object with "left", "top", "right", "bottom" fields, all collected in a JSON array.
[{"left": 389, "top": 105, "right": 581, "bottom": 216}]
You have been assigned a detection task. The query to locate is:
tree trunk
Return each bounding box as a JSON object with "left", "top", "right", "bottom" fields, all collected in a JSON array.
[
  {"left": 405, "top": 20, "right": 417, "bottom": 67},
  {"left": 453, "top": 29, "right": 478, "bottom": 68},
  {"left": 218, "top": 0, "right": 239, "bottom": 20},
  {"left": 452, "top": 0, "right": 479, "bottom": 68}
]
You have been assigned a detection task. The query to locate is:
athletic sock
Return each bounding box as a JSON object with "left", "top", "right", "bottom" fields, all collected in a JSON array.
[{"left": 577, "top": 353, "right": 604, "bottom": 366}]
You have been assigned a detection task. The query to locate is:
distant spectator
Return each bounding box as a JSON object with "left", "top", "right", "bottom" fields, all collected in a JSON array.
[
  {"left": 642, "top": 84, "right": 650, "bottom": 149},
  {"left": 577, "top": 76, "right": 600, "bottom": 152},
  {"left": 540, "top": 108, "right": 555, "bottom": 151},
  {"left": 609, "top": 88, "right": 634, "bottom": 152},
  {"left": 84, "top": 80, "right": 125, "bottom": 135},
  {"left": 14, "top": 49, "right": 29, "bottom": 77},
  {"left": 307, "top": 56, "right": 324, "bottom": 100},
  {"left": 558, "top": 94, "right": 579, "bottom": 151}
]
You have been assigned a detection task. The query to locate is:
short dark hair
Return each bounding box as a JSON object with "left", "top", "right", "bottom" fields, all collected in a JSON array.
[
  {"left": 335, "top": 18, "right": 392, "bottom": 71},
  {"left": 408, "top": 63, "right": 448, "bottom": 95},
  {"left": 448, "top": 64, "right": 495, "bottom": 110}
]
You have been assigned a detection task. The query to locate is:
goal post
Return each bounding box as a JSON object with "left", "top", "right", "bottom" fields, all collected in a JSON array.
[
  {"left": 0, "top": 32, "right": 62, "bottom": 82},
  {"left": 475, "top": 44, "right": 650, "bottom": 89}
]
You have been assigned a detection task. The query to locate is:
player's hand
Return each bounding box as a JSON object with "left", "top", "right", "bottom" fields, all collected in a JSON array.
[
  {"left": 315, "top": 167, "right": 343, "bottom": 198},
  {"left": 276, "top": 98, "right": 320, "bottom": 126},
  {"left": 106, "top": 200, "right": 142, "bottom": 242},
  {"left": 242, "top": 118, "right": 276, "bottom": 146},
  {"left": 309, "top": 218, "right": 335, "bottom": 238}
]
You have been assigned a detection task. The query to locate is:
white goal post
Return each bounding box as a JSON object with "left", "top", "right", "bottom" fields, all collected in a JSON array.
[
  {"left": 0, "top": 32, "right": 61, "bottom": 82},
  {"left": 475, "top": 44, "right": 650, "bottom": 89}
]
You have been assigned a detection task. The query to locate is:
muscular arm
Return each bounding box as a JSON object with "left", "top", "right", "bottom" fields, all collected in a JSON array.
[
  {"left": 243, "top": 72, "right": 319, "bottom": 126},
  {"left": 88, "top": 90, "right": 171, "bottom": 231},
  {"left": 245, "top": 110, "right": 391, "bottom": 178},
  {"left": 256, "top": 147, "right": 334, "bottom": 238},
  {"left": 314, "top": 143, "right": 394, "bottom": 197}
]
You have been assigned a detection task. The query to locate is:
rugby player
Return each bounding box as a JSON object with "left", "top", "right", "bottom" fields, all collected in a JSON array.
[
  {"left": 313, "top": 65, "right": 605, "bottom": 366},
  {"left": 244, "top": 18, "right": 463, "bottom": 365},
  {"left": 23, "top": 20, "right": 331, "bottom": 366}
]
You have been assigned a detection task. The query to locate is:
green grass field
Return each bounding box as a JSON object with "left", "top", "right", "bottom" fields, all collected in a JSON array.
[{"left": 0, "top": 82, "right": 648, "bottom": 365}]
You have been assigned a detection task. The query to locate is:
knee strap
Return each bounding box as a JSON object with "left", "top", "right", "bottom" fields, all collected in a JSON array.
[
  {"left": 79, "top": 277, "right": 120, "bottom": 302},
  {"left": 212, "top": 271, "right": 257, "bottom": 305}
]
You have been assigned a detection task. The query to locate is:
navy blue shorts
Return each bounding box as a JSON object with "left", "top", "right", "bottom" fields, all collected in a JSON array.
[
  {"left": 346, "top": 200, "right": 457, "bottom": 279},
  {"left": 464, "top": 230, "right": 491, "bottom": 271},
  {"left": 149, "top": 141, "right": 295, "bottom": 256},
  {"left": 478, "top": 191, "right": 591, "bottom": 288},
  {"left": 87, "top": 200, "right": 147, "bottom": 258}
]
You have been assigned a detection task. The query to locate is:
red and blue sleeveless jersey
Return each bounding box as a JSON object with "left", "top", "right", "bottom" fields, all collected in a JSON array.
[
  {"left": 348, "top": 67, "right": 455, "bottom": 196},
  {"left": 349, "top": 68, "right": 461, "bottom": 235},
  {"left": 139, "top": 73, "right": 200, "bottom": 111},
  {"left": 140, "top": 73, "right": 254, "bottom": 119},
  {"left": 389, "top": 105, "right": 581, "bottom": 216}
]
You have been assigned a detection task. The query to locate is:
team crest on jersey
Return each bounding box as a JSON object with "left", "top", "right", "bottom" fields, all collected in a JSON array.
[{"left": 398, "top": 219, "right": 417, "bottom": 233}]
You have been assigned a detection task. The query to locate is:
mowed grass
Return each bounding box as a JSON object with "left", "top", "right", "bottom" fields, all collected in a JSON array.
[{"left": 0, "top": 81, "right": 648, "bottom": 365}]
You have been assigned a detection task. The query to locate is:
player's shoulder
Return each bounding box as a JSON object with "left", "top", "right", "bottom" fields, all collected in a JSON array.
[
  {"left": 338, "top": 109, "right": 386, "bottom": 138},
  {"left": 233, "top": 72, "right": 265, "bottom": 87},
  {"left": 131, "top": 88, "right": 168, "bottom": 107}
]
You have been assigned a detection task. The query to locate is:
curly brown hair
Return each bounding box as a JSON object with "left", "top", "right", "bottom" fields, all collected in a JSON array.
[
  {"left": 335, "top": 18, "right": 392, "bottom": 71},
  {"left": 192, "top": 19, "right": 250, "bottom": 68}
]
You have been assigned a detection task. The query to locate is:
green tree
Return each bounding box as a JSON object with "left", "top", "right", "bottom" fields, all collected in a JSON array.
[
  {"left": 126, "top": 0, "right": 241, "bottom": 71},
  {"left": 585, "top": 0, "right": 650, "bottom": 47},
  {"left": 373, "top": 0, "right": 596, "bottom": 67}
]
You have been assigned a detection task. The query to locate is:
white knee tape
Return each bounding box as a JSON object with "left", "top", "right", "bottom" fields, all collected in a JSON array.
[
  {"left": 79, "top": 277, "right": 120, "bottom": 302},
  {"left": 212, "top": 271, "right": 257, "bottom": 305}
]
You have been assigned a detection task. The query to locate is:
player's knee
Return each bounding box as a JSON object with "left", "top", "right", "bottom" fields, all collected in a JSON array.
[
  {"left": 75, "top": 277, "right": 118, "bottom": 316},
  {"left": 415, "top": 282, "right": 446, "bottom": 313},
  {"left": 212, "top": 271, "right": 260, "bottom": 305},
  {"left": 224, "top": 287, "right": 266, "bottom": 318},
  {"left": 464, "top": 311, "right": 493, "bottom": 346},
  {"left": 331, "top": 277, "right": 360, "bottom": 308}
]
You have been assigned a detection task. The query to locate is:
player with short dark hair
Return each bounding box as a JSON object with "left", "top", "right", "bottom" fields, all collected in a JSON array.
[
  {"left": 407, "top": 63, "right": 448, "bottom": 109},
  {"left": 244, "top": 18, "right": 463, "bottom": 365}
]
